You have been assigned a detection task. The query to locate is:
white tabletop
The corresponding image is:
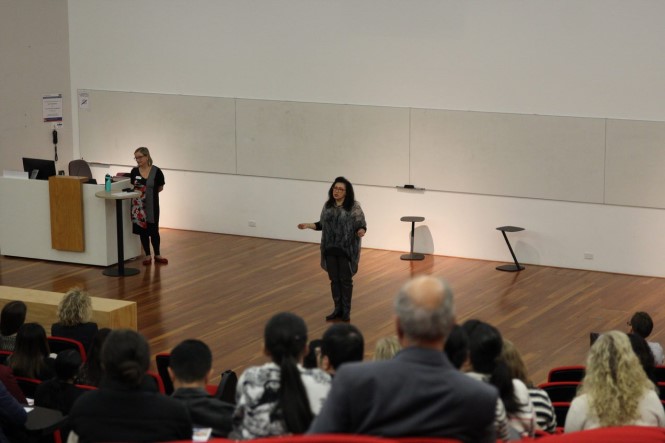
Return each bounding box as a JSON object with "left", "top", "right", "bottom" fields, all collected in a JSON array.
[{"left": 95, "top": 190, "right": 140, "bottom": 200}]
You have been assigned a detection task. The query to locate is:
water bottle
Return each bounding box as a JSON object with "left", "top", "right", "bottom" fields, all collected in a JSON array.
[{"left": 105, "top": 174, "right": 112, "bottom": 192}]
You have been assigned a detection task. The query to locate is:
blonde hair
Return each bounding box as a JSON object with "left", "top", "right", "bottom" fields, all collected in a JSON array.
[
  {"left": 134, "top": 147, "right": 153, "bottom": 166},
  {"left": 56, "top": 288, "right": 92, "bottom": 326},
  {"left": 581, "top": 330, "right": 655, "bottom": 427},
  {"left": 373, "top": 335, "right": 401, "bottom": 361},
  {"left": 501, "top": 339, "right": 532, "bottom": 387}
]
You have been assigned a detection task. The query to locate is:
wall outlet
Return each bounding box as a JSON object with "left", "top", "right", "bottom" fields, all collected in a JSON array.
[
  {"left": 584, "top": 252, "right": 594, "bottom": 260},
  {"left": 248, "top": 220, "right": 256, "bottom": 227}
]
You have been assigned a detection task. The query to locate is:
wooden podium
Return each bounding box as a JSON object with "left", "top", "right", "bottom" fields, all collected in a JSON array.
[{"left": 49, "top": 176, "right": 88, "bottom": 251}]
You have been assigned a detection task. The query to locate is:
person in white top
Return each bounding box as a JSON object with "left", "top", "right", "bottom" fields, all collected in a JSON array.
[
  {"left": 230, "top": 312, "right": 331, "bottom": 440},
  {"left": 628, "top": 311, "right": 664, "bottom": 364},
  {"left": 565, "top": 330, "right": 665, "bottom": 432},
  {"left": 501, "top": 339, "right": 557, "bottom": 433}
]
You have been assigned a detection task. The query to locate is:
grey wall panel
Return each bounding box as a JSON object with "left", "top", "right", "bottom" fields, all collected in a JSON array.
[
  {"left": 411, "top": 109, "right": 606, "bottom": 202},
  {"left": 78, "top": 90, "right": 236, "bottom": 173},
  {"left": 605, "top": 119, "right": 665, "bottom": 208},
  {"left": 235, "top": 99, "right": 410, "bottom": 186}
]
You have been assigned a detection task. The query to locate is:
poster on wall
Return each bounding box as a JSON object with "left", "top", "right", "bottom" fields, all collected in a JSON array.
[
  {"left": 78, "top": 90, "right": 90, "bottom": 109},
  {"left": 43, "top": 94, "right": 63, "bottom": 122}
]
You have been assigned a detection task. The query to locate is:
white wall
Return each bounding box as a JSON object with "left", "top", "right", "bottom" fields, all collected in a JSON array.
[
  {"left": 0, "top": 0, "right": 73, "bottom": 173},
  {"left": 39, "top": 1, "right": 665, "bottom": 276}
]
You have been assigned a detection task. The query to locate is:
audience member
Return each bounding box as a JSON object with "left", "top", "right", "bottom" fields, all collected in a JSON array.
[
  {"left": 501, "top": 339, "right": 557, "bottom": 434},
  {"left": 462, "top": 319, "right": 535, "bottom": 439},
  {"left": 309, "top": 275, "right": 498, "bottom": 442},
  {"left": 565, "top": 330, "right": 665, "bottom": 431},
  {"left": 303, "top": 339, "right": 323, "bottom": 369},
  {"left": 319, "top": 323, "right": 364, "bottom": 375},
  {"left": 8, "top": 322, "right": 54, "bottom": 381},
  {"left": 67, "top": 329, "right": 191, "bottom": 442},
  {"left": 34, "top": 349, "right": 84, "bottom": 441},
  {"left": 628, "top": 332, "right": 658, "bottom": 385},
  {"left": 628, "top": 312, "right": 664, "bottom": 364},
  {"left": 443, "top": 324, "right": 469, "bottom": 370},
  {"left": 372, "top": 335, "right": 401, "bottom": 361},
  {"left": 169, "top": 339, "right": 235, "bottom": 438},
  {"left": 0, "top": 365, "right": 26, "bottom": 405},
  {"left": 51, "top": 288, "right": 99, "bottom": 352},
  {"left": 0, "top": 380, "right": 28, "bottom": 443},
  {"left": 34, "top": 349, "right": 84, "bottom": 414},
  {"left": 231, "top": 312, "right": 331, "bottom": 440},
  {"left": 0, "top": 301, "right": 27, "bottom": 351},
  {"left": 77, "top": 328, "right": 110, "bottom": 387}
]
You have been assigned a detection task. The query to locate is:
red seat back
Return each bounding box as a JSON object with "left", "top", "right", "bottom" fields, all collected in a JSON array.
[{"left": 47, "top": 336, "right": 87, "bottom": 362}]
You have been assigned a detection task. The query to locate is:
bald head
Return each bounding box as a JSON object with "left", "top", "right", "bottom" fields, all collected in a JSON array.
[{"left": 394, "top": 275, "right": 455, "bottom": 345}]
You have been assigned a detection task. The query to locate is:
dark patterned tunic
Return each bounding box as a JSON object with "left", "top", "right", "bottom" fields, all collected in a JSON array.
[{"left": 315, "top": 201, "right": 366, "bottom": 275}]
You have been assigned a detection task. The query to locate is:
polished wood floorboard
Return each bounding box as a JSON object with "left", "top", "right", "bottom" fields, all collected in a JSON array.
[{"left": 1, "top": 228, "right": 664, "bottom": 385}]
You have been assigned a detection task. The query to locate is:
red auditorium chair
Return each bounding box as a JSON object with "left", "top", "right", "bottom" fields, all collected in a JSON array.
[
  {"left": 47, "top": 336, "right": 87, "bottom": 362},
  {"left": 547, "top": 365, "right": 585, "bottom": 383},
  {"left": 535, "top": 425, "right": 665, "bottom": 442},
  {"left": 538, "top": 382, "right": 580, "bottom": 403},
  {"left": 249, "top": 435, "right": 400, "bottom": 443}
]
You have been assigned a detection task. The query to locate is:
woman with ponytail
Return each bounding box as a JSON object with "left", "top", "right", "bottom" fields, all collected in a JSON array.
[
  {"left": 67, "top": 329, "right": 191, "bottom": 442},
  {"left": 231, "top": 312, "right": 332, "bottom": 440},
  {"left": 462, "top": 319, "right": 535, "bottom": 440}
]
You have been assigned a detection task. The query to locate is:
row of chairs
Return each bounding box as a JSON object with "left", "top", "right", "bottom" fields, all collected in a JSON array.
[
  {"left": 548, "top": 364, "right": 665, "bottom": 383},
  {"left": 14, "top": 372, "right": 164, "bottom": 399},
  {"left": 542, "top": 365, "right": 665, "bottom": 426},
  {"left": 0, "top": 336, "right": 88, "bottom": 364},
  {"left": 2, "top": 341, "right": 237, "bottom": 401},
  {"left": 158, "top": 427, "right": 665, "bottom": 443}
]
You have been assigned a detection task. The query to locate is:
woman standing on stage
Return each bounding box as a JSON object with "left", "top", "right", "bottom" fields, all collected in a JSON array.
[
  {"left": 131, "top": 147, "right": 167, "bottom": 265},
  {"left": 298, "top": 177, "right": 367, "bottom": 321}
]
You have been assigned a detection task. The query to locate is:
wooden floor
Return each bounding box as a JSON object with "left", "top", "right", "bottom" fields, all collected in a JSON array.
[{"left": 1, "top": 228, "right": 665, "bottom": 385}]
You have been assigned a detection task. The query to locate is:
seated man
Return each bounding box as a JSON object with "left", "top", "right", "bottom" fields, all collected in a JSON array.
[
  {"left": 629, "top": 311, "right": 664, "bottom": 364},
  {"left": 308, "top": 275, "right": 498, "bottom": 442},
  {"left": 169, "top": 339, "right": 235, "bottom": 438},
  {"left": 319, "top": 323, "right": 364, "bottom": 375}
]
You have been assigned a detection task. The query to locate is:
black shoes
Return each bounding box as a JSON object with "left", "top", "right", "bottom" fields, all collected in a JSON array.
[{"left": 325, "top": 311, "right": 342, "bottom": 321}]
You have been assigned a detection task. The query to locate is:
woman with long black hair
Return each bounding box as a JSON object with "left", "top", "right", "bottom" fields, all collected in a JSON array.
[
  {"left": 298, "top": 177, "right": 367, "bottom": 321},
  {"left": 462, "top": 319, "right": 535, "bottom": 440},
  {"left": 231, "top": 312, "right": 331, "bottom": 439}
]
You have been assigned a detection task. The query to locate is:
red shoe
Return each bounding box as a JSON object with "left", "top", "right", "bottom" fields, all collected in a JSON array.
[
  {"left": 142, "top": 257, "right": 152, "bottom": 265},
  {"left": 154, "top": 256, "right": 168, "bottom": 264}
]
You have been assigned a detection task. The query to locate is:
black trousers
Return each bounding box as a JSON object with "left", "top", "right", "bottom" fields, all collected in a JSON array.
[
  {"left": 140, "top": 223, "right": 161, "bottom": 256},
  {"left": 325, "top": 254, "right": 353, "bottom": 317}
]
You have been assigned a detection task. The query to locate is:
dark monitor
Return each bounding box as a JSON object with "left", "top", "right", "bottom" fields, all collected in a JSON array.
[{"left": 22, "top": 157, "right": 57, "bottom": 180}]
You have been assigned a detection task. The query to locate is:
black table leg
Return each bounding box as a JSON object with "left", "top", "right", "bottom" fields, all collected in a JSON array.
[
  {"left": 103, "top": 199, "right": 139, "bottom": 277},
  {"left": 401, "top": 221, "right": 425, "bottom": 261},
  {"left": 496, "top": 230, "right": 524, "bottom": 272}
]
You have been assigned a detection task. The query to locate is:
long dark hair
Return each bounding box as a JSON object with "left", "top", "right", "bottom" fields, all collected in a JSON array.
[
  {"left": 462, "top": 319, "right": 519, "bottom": 414},
  {"left": 10, "top": 322, "right": 50, "bottom": 379},
  {"left": 325, "top": 176, "right": 355, "bottom": 211},
  {"left": 265, "top": 312, "right": 313, "bottom": 434},
  {"left": 628, "top": 332, "right": 657, "bottom": 384},
  {"left": 80, "top": 328, "right": 111, "bottom": 386}
]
